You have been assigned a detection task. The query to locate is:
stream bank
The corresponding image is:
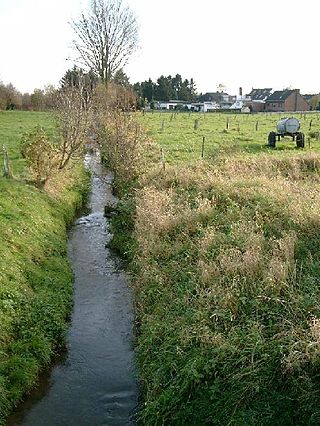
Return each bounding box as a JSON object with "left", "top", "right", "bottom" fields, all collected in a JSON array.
[{"left": 7, "top": 153, "right": 138, "bottom": 425}]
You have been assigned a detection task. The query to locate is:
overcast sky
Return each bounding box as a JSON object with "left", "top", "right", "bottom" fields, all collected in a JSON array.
[{"left": 0, "top": 0, "right": 319, "bottom": 95}]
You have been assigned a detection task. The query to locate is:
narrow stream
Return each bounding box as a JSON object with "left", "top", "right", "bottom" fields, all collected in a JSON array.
[{"left": 8, "top": 153, "right": 138, "bottom": 425}]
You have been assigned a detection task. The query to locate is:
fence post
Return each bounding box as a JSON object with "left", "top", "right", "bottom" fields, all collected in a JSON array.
[
  {"left": 2, "top": 145, "right": 12, "bottom": 178},
  {"left": 194, "top": 119, "right": 199, "bottom": 130},
  {"left": 160, "top": 147, "right": 165, "bottom": 171},
  {"left": 201, "top": 136, "right": 205, "bottom": 158}
]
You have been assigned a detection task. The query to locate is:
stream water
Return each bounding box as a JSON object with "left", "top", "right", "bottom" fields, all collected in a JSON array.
[{"left": 8, "top": 153, "right": 138, "bottom": 425}]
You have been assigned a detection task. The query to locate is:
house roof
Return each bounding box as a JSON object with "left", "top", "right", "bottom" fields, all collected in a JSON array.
[
  {"left": 248, "top": 88, "right": 272, "bottom": 101},
  {"left": 266, "top": 90, "right": 298, "bottom": 102}
]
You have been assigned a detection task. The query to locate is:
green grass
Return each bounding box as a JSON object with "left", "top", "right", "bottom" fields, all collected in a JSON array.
[
  {"left": 110, "top": 111, "right": 320, "bottom": 425},
  {"left": 0, "top": 110, "right": 56, "bottom": 177},
  {"left": 0, "top": 111, "right": 89, "bottom": 424}
]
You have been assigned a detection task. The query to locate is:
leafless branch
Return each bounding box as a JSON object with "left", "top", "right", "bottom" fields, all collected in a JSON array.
[{"left": 71, "top": 0, "right": 138, "bottom": 84}]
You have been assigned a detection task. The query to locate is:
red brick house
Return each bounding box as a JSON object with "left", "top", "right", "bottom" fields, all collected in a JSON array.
[
  {"left": 247, "top": 88, "right": 272, "bottom": 112},
  {"left": 265, "top": 89, "right": 310, "bottom": 112}
]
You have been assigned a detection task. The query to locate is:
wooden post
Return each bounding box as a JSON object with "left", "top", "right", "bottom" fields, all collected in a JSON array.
[
  {"left": 255, "top": 121, "right": 259, "bottom": 131},
  {"left": 226, "top": 118, "right": 229, "bottom": 130},
  {"left": 2, "top": 145, "right": 12, "bottom": 178},
  {"left": 237, "top": 123, "right": 240, "bottom": 133},
  {"left": 201, "top": 136, "right": 205, "bottom": 158},
  {"left": 194, "top": 119, "right": 199, "bottom": 130},
  {"left": 309, "top": 119, "right": 313, "bottom": 131},
  {"left": 160, "top": 147, "right": 165, "bottom": 171},
  {"left": 308, "top": 137, "right": 311, "bottom": 149}
]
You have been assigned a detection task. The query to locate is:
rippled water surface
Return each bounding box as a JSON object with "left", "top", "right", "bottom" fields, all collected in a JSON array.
[{"left": 8, "top": 154, "right": 137, "bottom": 426}]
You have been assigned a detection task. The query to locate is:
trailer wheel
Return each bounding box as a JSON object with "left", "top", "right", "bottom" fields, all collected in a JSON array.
[
  {"left": 268, "top": 132, "right": 276, "bottom": 147},
  {"left": 296, "top": 132, "right": 305, "bottom": 148}
]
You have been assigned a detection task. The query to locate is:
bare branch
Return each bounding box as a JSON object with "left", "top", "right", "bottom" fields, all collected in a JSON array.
[{"left": 71, "top": 0, "right": 138, "bottom": 84}]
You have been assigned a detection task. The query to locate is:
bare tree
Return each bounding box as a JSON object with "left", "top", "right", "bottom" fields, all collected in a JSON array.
[
  {"left": 54, "top": 80, "right": 93, "bottom": 170},
  {"left": 71, "top": 0, "right": 138, "bottom": 84}
]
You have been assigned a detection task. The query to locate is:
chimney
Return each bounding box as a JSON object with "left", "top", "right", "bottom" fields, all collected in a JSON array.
[{"left": 239, "top": 87, "right": 243, "bottom": 96}]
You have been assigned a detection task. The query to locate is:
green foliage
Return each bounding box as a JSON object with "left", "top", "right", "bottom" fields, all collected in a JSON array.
[
  {"left": 21, "top": 126, "right": 58, "bottom": 186},
  {"left": 109, "top": 197, "right": 137, "bottom": 262},
  {"left": 134, "top": 74, "right": 198, "bottom": 102}
]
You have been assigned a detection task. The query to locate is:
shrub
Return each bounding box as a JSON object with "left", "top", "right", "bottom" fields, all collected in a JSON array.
[{"left": 21, "top": 126, "right": 58, "bottom": 187}]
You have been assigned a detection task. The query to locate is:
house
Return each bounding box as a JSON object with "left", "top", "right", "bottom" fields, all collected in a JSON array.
[
  {"left": 247, "top": 88, "right": 272, "bottom": 112},
  {"left": 199, "top": 92, "right": 234, "bottom": 109},
  {"left": 265, "top": 89, "right": 310, "bottom": 112},
  {"left": 230, "top": 87, "right": 251, "bottom": 111},
  {"left": 156, "top": 100, "right": 187, "bottom": 110},
  {"left": 191, "top": 102, "right": 219, "bottom": 112},
  {"left": 154, "top": 100, "right": 220, "bottom": 112}
]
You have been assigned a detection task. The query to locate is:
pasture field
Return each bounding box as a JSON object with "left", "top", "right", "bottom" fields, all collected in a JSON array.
[
  {"left": 119, "top": 111, "right": 320, "bottom": 424},
  {"left": 0, "top": 111, "right": 89, "bottom": 423},
  {"left": 138, "top": 111, "right": 320, "bottom": 164},
  {"left": 0, "top": 110, "right": 56, "bottom": 177}
]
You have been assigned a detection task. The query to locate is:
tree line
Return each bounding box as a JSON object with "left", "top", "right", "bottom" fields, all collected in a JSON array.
[
  {"left": 0, "top": 70, "right": 199, "bottom": 112},
  {"left": 0, "top": 82, "right": 57, "bottom": 111},
  {"left": 133, "top": 74, "right": 198, "bottom": 104}
]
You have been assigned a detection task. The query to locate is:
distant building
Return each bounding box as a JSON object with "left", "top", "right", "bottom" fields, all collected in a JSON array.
[
  {"left": 229, "top": 87, "right": 251, "bottom": 110},
  {"left": 191, "top": 102, "right": 219, "bottom": 112},
  {"left": 199, "top": 92, "right": 234, "bottom": 109},
  {"left": 247, "top": 88, "right": 273, "bottom": 112},
  {"left": 265, "top": 89, "right": 310, "bottom": 112},
  {"left": 154, "top": 100, "right": 219, "bottom": 112},
  {"left": 156, "top": 100, "right": 187, "bottom": 110}
]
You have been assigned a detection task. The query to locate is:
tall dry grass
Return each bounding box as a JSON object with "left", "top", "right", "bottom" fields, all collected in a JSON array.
[{"left": 132, "top": 152, "right": 320, "bottom": 425}]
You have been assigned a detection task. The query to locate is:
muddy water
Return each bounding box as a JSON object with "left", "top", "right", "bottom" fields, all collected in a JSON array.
[{"left": 9, "top": 154, "right": 138, "bottom": 426}]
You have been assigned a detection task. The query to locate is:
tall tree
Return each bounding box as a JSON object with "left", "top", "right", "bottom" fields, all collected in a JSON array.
[
  {"left": 71, "top": 0, "right": 138, "bottom": 84},
  {"left": 112, "top": 68, "right": 130, "bottom": 88},
  {"left": 155, "top": 75, "right": 174, "bottom": 101}
]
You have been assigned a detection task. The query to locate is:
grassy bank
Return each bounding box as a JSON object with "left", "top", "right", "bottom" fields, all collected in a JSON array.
[
  {"left": 111, "top": 112, "right": 320, "bottom": 424},
  {"left": 0, "top": 111, "right": 90, "bottom": 423}
]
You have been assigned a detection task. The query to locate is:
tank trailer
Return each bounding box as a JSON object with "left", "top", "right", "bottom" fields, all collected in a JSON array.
[{"left": 268, "top": 117, "right": 305, "bottom": 148}]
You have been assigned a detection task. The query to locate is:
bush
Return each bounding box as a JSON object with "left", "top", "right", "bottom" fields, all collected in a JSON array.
[{"left": 21, "top": 126, "right": 58, "bottom": 186}]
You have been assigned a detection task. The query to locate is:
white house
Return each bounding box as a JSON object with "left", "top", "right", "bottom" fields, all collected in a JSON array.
[{"left": 191, "top": 102, "right": 219, "bottom": 112}]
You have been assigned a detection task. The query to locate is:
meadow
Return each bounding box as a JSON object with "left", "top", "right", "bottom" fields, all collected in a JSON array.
[
  {"left": 138, "top": 111, "right": 320, "bottom": 164},
  {"left": 120, "top": 111, "right": 320, "bottom": 425},
  {"left": 0, "top": 111, "right": 56, "bottom": 177},
  {"left": 0, "top": 111, "right": 89, "bottom": 423}
]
